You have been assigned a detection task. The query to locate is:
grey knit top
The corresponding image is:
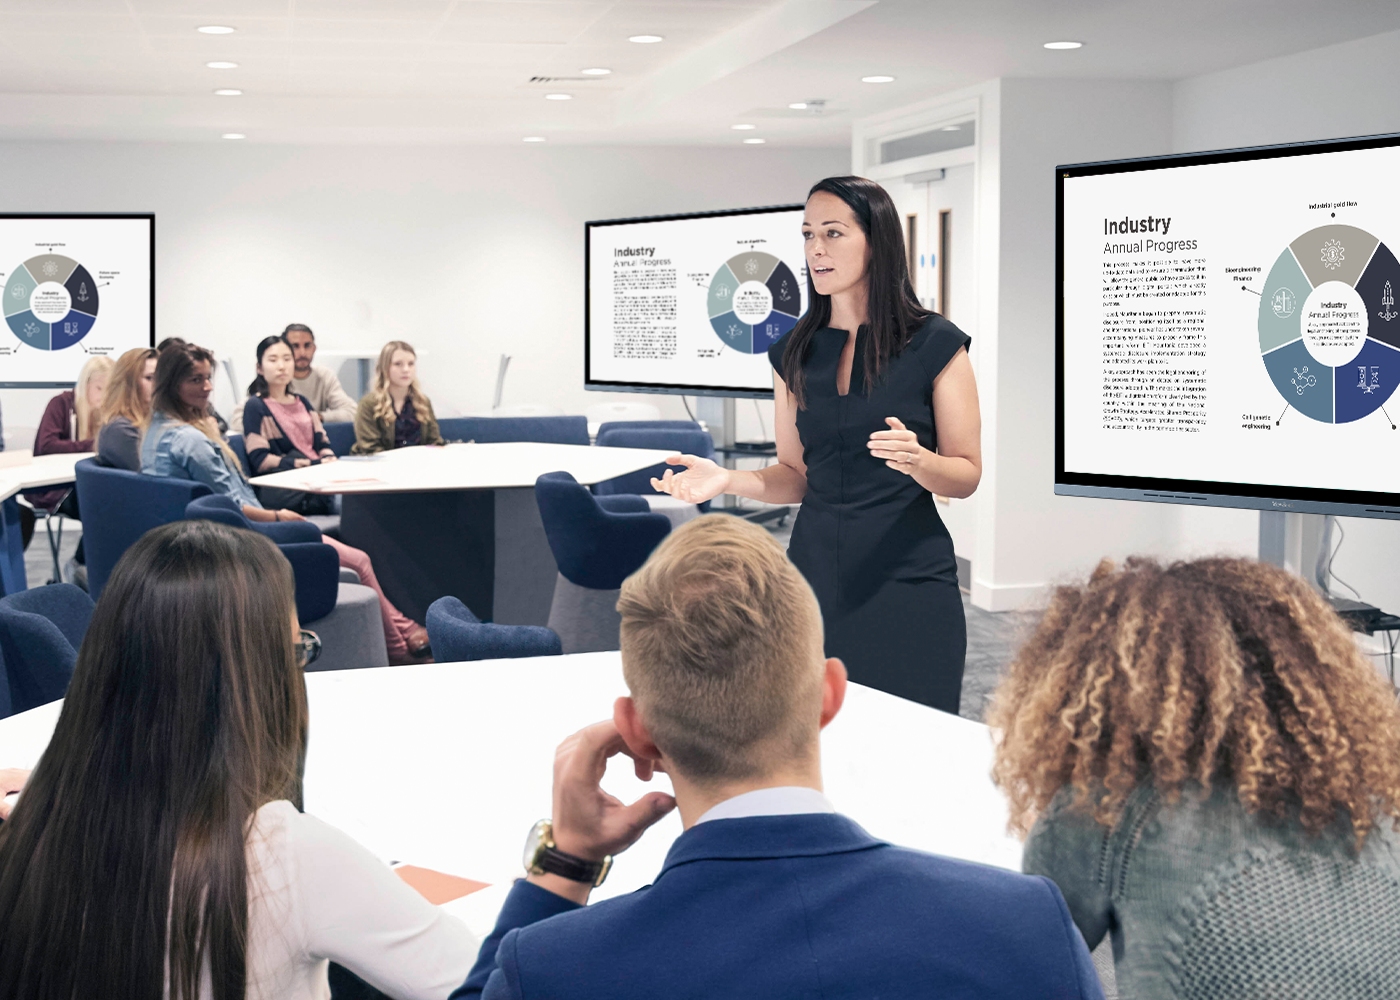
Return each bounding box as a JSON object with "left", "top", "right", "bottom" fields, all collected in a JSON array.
[{"left": 1022, "top": 781, "right": 1400, "bottom": 1000}]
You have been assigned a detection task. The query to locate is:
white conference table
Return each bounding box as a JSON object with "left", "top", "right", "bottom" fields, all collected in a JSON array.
[
  {"left": 0, "top": 451, "right": 92, "bottom": 594},
  {"left": 0, "top": 652, "right": 1023, "bottom": 942},
  {"left": 252, "top": 443, "right": 677, "bottom": 625}
]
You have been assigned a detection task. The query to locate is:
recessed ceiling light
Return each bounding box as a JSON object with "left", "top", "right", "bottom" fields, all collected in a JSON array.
[
  {"left": 788, "top": 102, "right": 808, "bottom": 110},
  {"left": 206, "top": 61, "right": 238, "bottom": 70},
  {"left": 214, "top": 89, "right": 242, "bottom": 97},
  {"left": 523, "top": 136, "right": 547, "bottom": 142},
  {"left": 628, "top": 34, "right": 664, "bottom": 44},
  {"left": 545, "top": 93, "right": 572, "bottom": 100},
  {"left": 580, "top": 67, "right": 611, "bottom": 76},
  {"left": 731, "top": 124, "right": 756, "bottom": 130},
  {"left": 940, "top": 125, "right": 961, "bottom": 131},
  {"left": 743, "top": 138, "right": 766, "bottom": 144},
  {"left": 861, "top": 75, "right": 895, "bottom": 84},
  {"left": 221, "top": 133, "right": 246, "bottom": 140},
  {"left": 1043, "top": 40, "right": 1083, "bottom": 49},
  {"left": 197, "top": 25, "right": 235, "bottom": 35}
]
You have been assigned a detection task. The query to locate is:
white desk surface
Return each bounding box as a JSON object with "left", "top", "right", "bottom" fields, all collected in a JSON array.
[
  {"left": 0, "top": 452, "right": 91, "bottom": 491},
  {"left": 251, "top": 442, "right": 679, "bottom": 495},
  {"left": 0, "top": 652, "right": 1022, "bottom": 937}
]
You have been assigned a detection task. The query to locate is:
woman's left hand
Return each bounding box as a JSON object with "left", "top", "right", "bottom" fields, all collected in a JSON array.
[{"left": 867, "top": 417, "right": 923, "bottom": 475}]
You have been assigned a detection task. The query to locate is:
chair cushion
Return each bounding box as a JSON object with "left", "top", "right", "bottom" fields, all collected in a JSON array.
[
  {"left": 438, "top": 416, "right": 589, "bottom": 446},
  {"left": 323, "top": 421, "right": 356, "bottom": 458},
  {"left": 426, "top": 596, "right": 562, "bottom": 661}
]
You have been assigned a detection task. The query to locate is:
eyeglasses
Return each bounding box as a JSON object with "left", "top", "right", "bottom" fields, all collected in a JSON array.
[{"left": 296, "top": 629, "right": 322, "bottom": 668}]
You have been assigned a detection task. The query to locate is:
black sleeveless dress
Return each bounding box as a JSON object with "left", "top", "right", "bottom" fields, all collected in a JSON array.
[{"left": 768, "top": 316, "right": 969, "bottom": 713}]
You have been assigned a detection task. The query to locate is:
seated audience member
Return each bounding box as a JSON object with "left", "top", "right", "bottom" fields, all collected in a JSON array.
[
  {"left": 352, "top": 340, "right": 443, "bottom": 455},
  {"left": 233, "top": 323, "right": 357, "bottom": 429},
  {"left": 94, "top": 346, "right": 158, "bottom": 471},
  {"left": 241, "top": 335, "right": 338, "bottom": 515},
  {"left": 455, "top": 516, "right": 1103, "bottom": 1000},
  {"left": 142, "top": 343, "right": 431, "bottom": 663},
  {"left": 158, "top": 336, "right": 228, "bottom": 433},
  {"left": 0, "top": 768, "right": 27, "bottom": 820},
  {"left": 989, "top": 556, "right": 1400, "bottom": 1000},
  {"left": 0, "top": 520, "right": 474, "bottom": 997}
]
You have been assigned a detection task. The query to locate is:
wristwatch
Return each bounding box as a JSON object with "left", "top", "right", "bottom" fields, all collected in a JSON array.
[{"left": 522, "top": 819, "right": 613, "bottom": 887}]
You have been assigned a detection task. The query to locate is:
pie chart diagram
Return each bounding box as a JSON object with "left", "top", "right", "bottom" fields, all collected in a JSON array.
[
  {"left": 707, "top": 252, "right": 802, "bottom": 354},
  {"left": 3, "top": 253, "right": 99, "bottom": 351},
  {"left": 1258, "top": 225, "right": 1400, "bottom": 423}
]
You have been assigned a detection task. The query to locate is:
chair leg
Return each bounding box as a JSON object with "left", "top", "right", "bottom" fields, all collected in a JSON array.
[{"left": 44, "top": 513, "right": 63, "bottom": 586}]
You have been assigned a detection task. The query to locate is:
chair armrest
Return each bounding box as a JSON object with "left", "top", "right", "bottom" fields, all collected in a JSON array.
[
  {"left": 279, "top": 542, "right": 340, "bottom": 623},
  {"left": 595, "top": 494, "right": 650, "bottom": 514},
  {"left": 256, "top": 520, "right": 322, "bottom": 544}
]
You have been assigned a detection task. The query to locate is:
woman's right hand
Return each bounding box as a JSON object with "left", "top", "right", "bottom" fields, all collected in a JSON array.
[{"left": 650, "top": 455, "right": 731, "bottom": 504}]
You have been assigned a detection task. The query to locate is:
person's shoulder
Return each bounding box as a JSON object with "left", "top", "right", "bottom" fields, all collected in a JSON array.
[
  {"left": 355, "top": 393, "right": 377, "bottom": 414},
  {"left": 44, "top": 390, "right": 74, "bottom": 413},
  {"left": 907, "top": 313, "right": 971, "bottom": 377}
]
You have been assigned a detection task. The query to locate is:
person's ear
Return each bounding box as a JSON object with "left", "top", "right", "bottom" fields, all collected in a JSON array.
[
  {"left": 818, "top": 657, "right": 847, "bottom": 730},
  {"left": 614, "top": 696, "right": 663, "bottom": 764}
]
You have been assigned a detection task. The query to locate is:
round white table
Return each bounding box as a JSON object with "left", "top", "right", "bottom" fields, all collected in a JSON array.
[{"left": 0, "top": 651, "right": 1023, "bottom": 940}]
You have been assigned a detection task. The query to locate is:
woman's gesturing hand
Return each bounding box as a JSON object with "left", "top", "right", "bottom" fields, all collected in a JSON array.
[
  {"left": 650, "top": 454, "right": 731, "bottom": 504},
  {"left": 867, "top": 416, "right": 924, "bottom": 475}
]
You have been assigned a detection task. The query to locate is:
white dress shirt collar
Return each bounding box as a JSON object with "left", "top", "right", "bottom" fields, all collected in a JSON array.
[{"left": 694, "top": 785, "right": 836, "bottom": 825}]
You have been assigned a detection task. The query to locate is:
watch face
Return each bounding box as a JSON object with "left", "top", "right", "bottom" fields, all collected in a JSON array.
[{"left": 523, "top": 819, "right": 551, "bottom": 872}]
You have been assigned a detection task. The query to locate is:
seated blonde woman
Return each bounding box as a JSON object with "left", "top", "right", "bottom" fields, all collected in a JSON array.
[
  {"left": 352, "top": 340, "right": 442, "bottom": 455},
  {"left": 989, "top": 556, "right": 1400, "bottom": 1000}
]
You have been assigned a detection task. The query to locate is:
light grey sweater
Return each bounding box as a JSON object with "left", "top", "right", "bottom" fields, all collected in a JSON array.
[{"left": 1023, "top": 781, "right": 1400, "bottom": 1000}]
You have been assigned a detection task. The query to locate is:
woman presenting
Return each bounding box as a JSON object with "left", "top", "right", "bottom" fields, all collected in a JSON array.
[{"left": 653, "top": 176, "right": 981, "bottom": 712}]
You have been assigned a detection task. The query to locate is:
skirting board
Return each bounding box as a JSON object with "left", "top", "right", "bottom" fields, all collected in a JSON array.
[{"left": 970, "top": 577, "right": 1047, "bottom": 614}]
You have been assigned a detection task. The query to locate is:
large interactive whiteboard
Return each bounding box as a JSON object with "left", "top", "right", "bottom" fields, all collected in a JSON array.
[
  {"left": 0, "top": 214, "right": 154, "bottom": 387},
  {"left": 1057, "top": 133, "right": 1400, "bottom": 518},
  {"left": 585, "top": 205, "right": 806, "bottom": 398}
]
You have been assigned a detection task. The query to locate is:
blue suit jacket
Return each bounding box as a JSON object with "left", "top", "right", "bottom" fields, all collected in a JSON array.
[{"left": 453, "top": 813, "right": 1104, "bottom": 1000}]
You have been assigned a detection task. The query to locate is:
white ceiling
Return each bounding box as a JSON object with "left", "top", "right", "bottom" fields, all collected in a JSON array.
[{"left": 0, "top": 0, "right": 1395, "bottom": 145}]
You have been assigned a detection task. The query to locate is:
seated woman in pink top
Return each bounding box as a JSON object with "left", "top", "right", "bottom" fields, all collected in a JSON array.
[{"left": 242, "top": 335, "right": 338, "bottom": 517}]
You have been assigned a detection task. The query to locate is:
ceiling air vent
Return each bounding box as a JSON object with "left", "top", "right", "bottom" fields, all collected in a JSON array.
[{"left": 878, "top": 120, "right": 975, "bottom": 165}]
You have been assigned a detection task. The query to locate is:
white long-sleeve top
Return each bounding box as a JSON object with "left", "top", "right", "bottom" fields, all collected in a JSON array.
[{"left": 229, "top": 800, "right": 478, "bottom": 1000}]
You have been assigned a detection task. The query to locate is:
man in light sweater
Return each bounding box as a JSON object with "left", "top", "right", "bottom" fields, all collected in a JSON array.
[{"left": 231, "top": 323, "right": 358, "bottom": 432}]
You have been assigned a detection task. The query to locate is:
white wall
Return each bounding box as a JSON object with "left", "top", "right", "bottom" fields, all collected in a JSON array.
[
  {"left": 1172, "top": 28, "right": 1400, "bottom": 616},
  {"left": 0, "top": 141, "right": 847, "bottom": 445}
]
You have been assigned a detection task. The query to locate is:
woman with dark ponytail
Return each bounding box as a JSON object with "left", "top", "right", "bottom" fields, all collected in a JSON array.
[{"left": 652, "top": 176, "right": 981, "bottom": 712}]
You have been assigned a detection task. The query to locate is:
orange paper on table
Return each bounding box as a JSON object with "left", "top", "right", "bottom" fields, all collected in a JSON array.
[{"left": 394, "top": 865, "right": 491, "bottom": 905}]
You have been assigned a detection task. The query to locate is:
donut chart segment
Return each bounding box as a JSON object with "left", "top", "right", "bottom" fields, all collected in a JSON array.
[
  {"left": 1258, "top": 247, "right": 1309, "bottom": 353},
  {"left": 707, "top": 253, "right": 802, "bottom": 355},
  {"left": 1354, "top": 240, "right": 1400, "bottom": 350},
  {"left": 1289, "top": 225, "right": 1377, "bottom": 288},
  {"left": 6, "top": 311, "right": 49, "bottom": 350},
  {"left": 65, "top": 264, "right": 98, "bottom": 317},
  {"left": 1335, "top": 338, "right": 1400, "bottom": 423},
  {"left": 1263, "top": 338, "right": 1333, "bottom": 422}
]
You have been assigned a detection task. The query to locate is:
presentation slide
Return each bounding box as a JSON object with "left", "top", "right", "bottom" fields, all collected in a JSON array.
[
  {"left": 0, "top": 215, "right": 153, "bottom": 387},
  {"left": 586, "top": 206, "right": 806, "bottom": 396},
  {"left": 1061, "top": 139, "right": 1400, "bottom": 501}
]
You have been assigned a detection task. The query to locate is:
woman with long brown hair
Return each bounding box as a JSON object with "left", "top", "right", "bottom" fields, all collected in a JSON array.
[
  {"left": 989, "top": 556, "right": 1400, "bottom": 999},
  {"left": 0, "top": 520, "right": 474, "bottom": 999},
  {"left": 352, "top": 340, "right": 443, "bottom": 454},
  {"left": 652, "top": 176, "right": 981, "bottom": 712},
  {"left": 141, "top": 343, "right": 431, "bottom": 663}
]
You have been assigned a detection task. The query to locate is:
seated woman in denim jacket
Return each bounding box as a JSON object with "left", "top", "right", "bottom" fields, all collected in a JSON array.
[
  {"left": 141, "top": 343, "right": 431, "bottom": 665},
  {"left": 988, "top": 556, "right": 1400, "bottom": 1000}
]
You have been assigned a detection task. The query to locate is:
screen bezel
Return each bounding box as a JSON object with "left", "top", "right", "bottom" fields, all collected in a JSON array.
[
  {"left": 1055, "top": 132, "right": 1400, "bottom": 521},
  {"left": 0, "top": 212, "right": 156, "bottom": 389},
  {"left": 584, "top": 203, "right": 805, "bottom": 399}
]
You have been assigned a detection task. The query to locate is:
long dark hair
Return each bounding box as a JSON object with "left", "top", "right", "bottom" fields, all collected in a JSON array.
[
  {"left": 248, "top": 334, "right": 292, "bottom": 397},
  {"left": 0, "top": 520, "right": 307, "bottom": 1000},
  {"left": 782, "top": 176, "right": 931, "bottom": 407},
  {"left": 153, "top": 343, "right": 245, "bottom": 478}
]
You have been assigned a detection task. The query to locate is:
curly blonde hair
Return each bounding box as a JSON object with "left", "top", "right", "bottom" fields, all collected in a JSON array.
[
  {"left": 988, "top": 556, "right": 1400, "bottom": 847},
  {"left": 367, "top": 340, "right": 431, "bottom": 427}
]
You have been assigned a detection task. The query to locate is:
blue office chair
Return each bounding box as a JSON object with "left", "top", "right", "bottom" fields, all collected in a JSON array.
[
  {"left": 183, "top": 497, "right": 387, "bottom": 670},
  {"left": 595, "top": 419, "right": 708, "bottom": 438},
  {"left": 534, "top": 471, "right": 671, "bottom": 653},
  {"left": 0, "top": 583, "right": 94, "bottom": 714},
  {"left": 593, "top": 425, "right": 715, "bottom": 499},
  {"left": 323, "top": 421, "right": 356, "bottom": 457},
  {"left": 426, "top": 596, "right": 561, "bottom": 662},
  {"left": 75, "top": 459, "right": 213, "bottom": 601},
  {"left": 227, "top": 433, "right": 253, "bottom": 477},
  {"left": 438, "top": 415, "right": 589, "bottom": 446}
]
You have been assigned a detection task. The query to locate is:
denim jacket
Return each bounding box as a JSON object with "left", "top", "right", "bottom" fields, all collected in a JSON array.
[{"left": 141, "top": 410, "right": 261, "bottom": 509}]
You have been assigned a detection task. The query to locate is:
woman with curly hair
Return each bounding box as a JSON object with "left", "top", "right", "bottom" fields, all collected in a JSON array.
[
  {"left": 989, "top": 556, "right": 1400, "bottom": 1000},
  {"left": 351, "top": 340, "right": 442, "bottom": 454}
]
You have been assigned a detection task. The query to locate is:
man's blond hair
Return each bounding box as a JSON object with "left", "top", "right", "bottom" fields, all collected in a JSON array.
[{"left": 618, "top": 515, "right": 826, "bottom": 783}]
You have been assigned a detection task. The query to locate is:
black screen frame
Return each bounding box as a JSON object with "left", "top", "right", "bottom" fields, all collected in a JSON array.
[
  {"left": 0, "top": 212, "right": 156, "bottom": 389},
  {"left": 1055, "top": 132, "right": 1400, "bottom": 520},
  {"left": 584, "top": 203, "right": 805, "bottom": 400}
]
